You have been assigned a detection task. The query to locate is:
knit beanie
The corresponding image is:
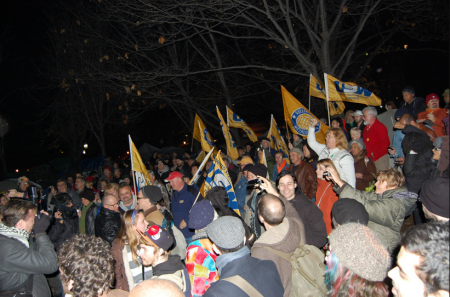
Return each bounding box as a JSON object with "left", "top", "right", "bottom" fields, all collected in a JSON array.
[
  {"left": 189, "top": 200, "right": 215, "bottom": 230},
  {"left": 332, "top": 199, "right": 369, "bottom": 226},
  {"left": 247, "top": 164, "right": 268, "bottom": 178},
  {"left": 141, "top": 185, "right": 162, "bottom": 205},
  {"left": 207, "top": 216, "right": 245, "bottom": 249},
  {"left": 420, "top": 177, "right": 449, "bottom": 219},
  {"left": 402, "top": 86, "right": 415, "bottom": 95},
  {"left": 329, "top": 223, "right": 391, "bottom": 282},
  {"left": 80, "top": 188, "right": 95, "bottom": 202}
]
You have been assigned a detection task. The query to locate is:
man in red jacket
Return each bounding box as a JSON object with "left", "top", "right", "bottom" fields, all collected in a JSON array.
[{"left": 362, "top": 106, "right": 390, "bottom": 172}]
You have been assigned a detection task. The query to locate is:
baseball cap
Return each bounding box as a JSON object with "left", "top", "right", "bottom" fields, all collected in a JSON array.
[
  {"left": 165, "top": 171, "right": 183, "bottom": 182},
  {"left": 138, "top": 225, "right": 174, "bottom": 251},
  {"left": 17, "top": 176, "right": 29, "bottom": 184},
  {"left": 353, "top": 110, "right": 363, "bottom": 116},
  {"left": 237, "top": 156, "right": 254, "bottom": 165},
  {"left": 443, "top": 89, "right": 449, "bottom": 96}
]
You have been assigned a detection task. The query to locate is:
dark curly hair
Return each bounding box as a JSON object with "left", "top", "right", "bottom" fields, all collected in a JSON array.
[
  {"left": 58, "top": 234, "right": 114, "bottom": 297},
  {"left": 401, "top": 222, "right": 449, "bottom": 296}
]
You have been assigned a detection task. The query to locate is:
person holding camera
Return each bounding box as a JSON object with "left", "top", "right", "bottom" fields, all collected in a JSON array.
[
  {"left": 0, "top": 200, "right": 58, "bottom": 296},
  {"left": 323, "top": 166, "right": 417, "bottom": 254},
  {"left": 48, "top": 193, "right": 79, "bottom": 252}
]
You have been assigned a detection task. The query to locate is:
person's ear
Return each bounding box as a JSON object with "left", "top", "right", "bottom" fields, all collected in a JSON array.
[
  {"left": 294, "top": 182, "right": 297, "bottom": 188},
  {"left": 258, "top": 215, "right": 265, "bottom": 224},
  {"left": 432, "top": 290, "right": 449, "bottom": 297},
  {"left": 212, "top": 244, "right": 221, "bottom": 256}
]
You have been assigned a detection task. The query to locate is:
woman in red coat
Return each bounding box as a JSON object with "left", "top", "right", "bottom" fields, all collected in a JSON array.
[{"left": 315, "top": 159, "right": 339, "bottom": 235}]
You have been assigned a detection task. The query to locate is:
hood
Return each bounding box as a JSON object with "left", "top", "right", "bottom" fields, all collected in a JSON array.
[
  {"left": 158, "top": 165, "right": 169, "bottom": 174},
  {"left": 387, "top": 188, "right": 418, "bottom": 217},
  {"left": 119, "top": 195, "right": 137, "bottom": 211},
  {"left": 153, "top": 255, "right": 183, "bottom": 276},
  {"left": 252, "top": 217, "right": 300, "bottom": 253}
]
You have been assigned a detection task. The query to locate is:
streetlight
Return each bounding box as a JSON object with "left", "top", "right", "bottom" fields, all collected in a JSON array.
[{"left": 83, "top": 143, "right": 88, "bottom": 149}]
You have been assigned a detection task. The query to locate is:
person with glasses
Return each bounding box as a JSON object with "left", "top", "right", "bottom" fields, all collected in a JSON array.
[
  {"left": 430, "top": 136, "right": 449, "bottom": 178},
  {"left": 95, "top": 193, "right": 121, "bottom": 246},
  {"left": 17, "top": 176, "right": 30, "bottom": 193}
]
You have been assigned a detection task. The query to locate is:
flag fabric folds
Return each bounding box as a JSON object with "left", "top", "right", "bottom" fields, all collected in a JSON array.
[
  {"left": 282, "top": 85, "right": 329, "bottom": 145},
  {"left": 203, "top": 152, "right": 240, "bottom": 215},
  {"left": 128, "top": 135, "right": 152, "bottom": 193},
  {"left": 323, "top": 73, "right": 382, "bottom": 106},
  {"left": 268, "top": 115, "right": 290, "bottom": 164},
  {"left": 217, "top": 106, "right": 239, "bottom": 161},
  {"left": 190, "top": 148, "right": 214, "bottom": 186},
  {"left": 309, "top": 74, "right": 346, "bottom": 116},
  {"left": 196, "top": 151, "right": 206, "bottom": 164},
  {"left": 226, "top": 106, "right": 258, "bottom": 142},
  {"left": 193, "top": 114, "right": 215, "bottom": 152}
]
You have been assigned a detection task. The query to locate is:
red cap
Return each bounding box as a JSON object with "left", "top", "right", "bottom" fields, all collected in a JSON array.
[
  {"left": 165, "top": 171, "right": 183, "bottom": 182},
  {"left": 86, "top": 176, "right": 94, "bottom": 182},
  {"left": 103, "top": 166, "right": 112, "bottom": 171},
  {"left": 426, "top": 93, "right": 439, "bottom": 105}
]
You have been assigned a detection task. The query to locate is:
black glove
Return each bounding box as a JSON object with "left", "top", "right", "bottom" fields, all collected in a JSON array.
[
  {"left": 411, "top": 140, "right": 425, "bottom": 153},
  {"left": 34, "top": 214, "right": 51, "bottom": 234}
]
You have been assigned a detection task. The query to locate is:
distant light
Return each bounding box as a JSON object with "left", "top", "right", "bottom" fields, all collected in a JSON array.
[
  {"left": 404, "top": 45, "right": 408, "bottom": 49},
  {"left": 183, "top": 141, "right": 186, "bottom": 145},
  {"left": 27, "top": 169, "right": 29, "bottom": 171},
  {"left": 127, "top": 151, "right": 129, "bottom": 154},
  {"left": 82, "top": 150, "right": 86, "bottom": 154},
  {"left": 15, "top": 169, "right": 19, "bottom": 172},
  {"left": 377, "top": 68, "right": 382, "bottom": 73},
  {"left": 83, "top": 143, "right": 88, "bottom": 149},
  {"left": 185, "top": 135, "right": 188, "bottom": 137},
  {"left": 380, "top": 105, "right": 383, "bottom": 108},
  {"left": 366, "top": 53, "right": 368, "bottom": 55}
]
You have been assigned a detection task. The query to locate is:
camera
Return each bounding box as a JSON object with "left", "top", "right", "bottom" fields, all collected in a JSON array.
[
  {"left": 51, "top": 193, "right": 77, "bottom": 220},
  {"left": 247, "top": 178, "right": 264, "bottom": 189}
]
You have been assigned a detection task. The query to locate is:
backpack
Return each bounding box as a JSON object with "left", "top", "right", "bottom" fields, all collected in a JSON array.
[{"left": 264, "top": 243, "right": 327, "bottom": 297}]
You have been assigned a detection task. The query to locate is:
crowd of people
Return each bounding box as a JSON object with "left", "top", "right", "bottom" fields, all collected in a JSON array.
[{"left": 0, "top": 86, "right": 449, "bottom": 297}]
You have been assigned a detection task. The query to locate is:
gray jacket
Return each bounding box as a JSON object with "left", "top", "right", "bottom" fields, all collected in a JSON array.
[{"left": 0, "top": 233, "right": 58, "bottom": 297}]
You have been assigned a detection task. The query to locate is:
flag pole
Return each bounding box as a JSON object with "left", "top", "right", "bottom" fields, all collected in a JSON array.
[
  {"left": 308, "top": 73, "right": 312, "bottom": 110},
  {"left": 324, "top": 73, "right": 331, "bottom": 125},
  {"left": 128, "top": 135, "right": 138, "bottom": 195}
]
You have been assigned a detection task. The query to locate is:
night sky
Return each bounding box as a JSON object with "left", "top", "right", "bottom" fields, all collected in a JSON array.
[{"left": 0, "top": 1, "right": 448, "bottom": 177}]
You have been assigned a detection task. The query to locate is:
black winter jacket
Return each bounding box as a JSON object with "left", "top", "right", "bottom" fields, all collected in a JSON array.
[
  {"left": 204, "top": 253, "right": 284, "bottom": 297},
  {"left": 84, "top": 202, "right": 98, "bottom": 236},
  {"left": 48, "top": 215, "right": 79, "bottom": 251},
  {"left": 95, "top": 206, "right": 121, "bottom": 246},
  {"left": 402, "top": 125, "right": 435, "bottom": 194},
  {"left": 0, "top": 233, "right": 58, "bottom": 297}
]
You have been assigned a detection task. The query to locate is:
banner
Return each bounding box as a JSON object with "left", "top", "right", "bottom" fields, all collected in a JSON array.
[
  {"left": 189, "top": 147, "right": 215, "bottom": 186},
  {"left": 309, "top": 74, "right": 346, "bottom": 116},
  {"left": 203, "top": 152, "right": 240, "bottom": 215},
  {"left": 128, "top": 135, "right": 152, "bottom": 193},
  {"left": 196, "top": 151, "right": 206, "bottom": 164},
  {"left": 258, "top": 149, "right": 271, "bottom": 179},
  {"left": 282, "top": 85, "right": 329, "bottom": 145},
  {"left": 323, "top": 73, "right": 382, "bottom": 106},
  {"left": 217, "top": 106, "right": 239, "bottom": 161},
  {"left": 226, "top": 106, "right": 258, "bottom": 142},
  {"left": 193, "top": 114, "right": 215, "bottom": 152},
  {"left": 268, "top": 115, "right": 290, "bottom": 164}
]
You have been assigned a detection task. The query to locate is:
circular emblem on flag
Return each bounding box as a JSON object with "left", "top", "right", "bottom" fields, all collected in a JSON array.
[
  {"left": 203, "top": 128, "right": 215, "bottom": 146},
  {"left": 291, "top": 108, "right": 320, "bottom": 135}
]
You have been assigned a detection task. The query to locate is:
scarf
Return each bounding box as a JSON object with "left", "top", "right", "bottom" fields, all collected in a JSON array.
[
  {"left": 125, "top": 245, "right": 153, "bottom": 286},
  {"left": 0, "top": 222, "right": 30, "bottom": 247},
  {"left": 216, "top": 246, "right": 250, "bottom": 276},
  {"left": 79, "top": 202, "right": 93, "bottom": 234},
  {"left": 276, "top": 160, "right": 287, "bottom": 173}
]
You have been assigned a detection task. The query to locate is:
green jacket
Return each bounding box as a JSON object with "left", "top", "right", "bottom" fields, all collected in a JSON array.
[{"left": 335, "top": 185, "right": 417, "bottom": 253}]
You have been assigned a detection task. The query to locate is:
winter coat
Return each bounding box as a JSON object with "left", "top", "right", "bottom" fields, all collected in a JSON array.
[
  {"left": 81, "top": 202, "right": 98, "bottom": 236},
  {"left": 288, "top": 161, "right": 317, "bottom": 200},
  {"left": 203, "top": 254, "right": 284, "bottom": 297},
  {"left": 251, "top": 217, "right": 303, "bottom": 297},
  {"left": 186, "top": 230, "right": 219, "bottom": 297},
  {"left": 48, "top": 215, "right": 79, "bottom": 251},
  {"left": 363, "top": 119, "right": 390, "bottom": 162},
  {"left": 335, "top": 184, "right": 417, "bottom": 253},
  {"left": 353, "top": 150, "right": 377, "bottom": 191},
  {"left": 171, "top": 183, "right": 202, "bottom": 239},
  {"left": 95, "top": 207, "right": 122, "bottom": 246},
  {"left": 152, "top": 255, "right": 191, "bottom": 297},
  {"left": 400, "top": 97, "right": 427, "bottom": 118},
  {"left": 308, "top": 126, "right": 356, "bottom": 188},
  {"left": 289, "top": 193, "right": 328, "bottom": 248},
  {"left": 144, "top": 206, "right": 165, "bottom": 227},
  {"left": 402, "top": 125, "right": 435, "bottom": 194},
  {"left": 417, "top": 108, "right": 447, "bottom": 137},
  {"left": 315, "top": 179, "right": 339, "bottom": 235},
  {"left": 0, "top": 228, "right": 58, "bottom": 297}
]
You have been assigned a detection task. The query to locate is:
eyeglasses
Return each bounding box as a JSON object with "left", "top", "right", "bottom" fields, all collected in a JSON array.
[
  {"left": 104, "top": 203, "right": 119, "bottom": 207},
  {"left": 433, "top": 147, "right": 441, "bottom": 151},
  {"left": 20, "top": 182, "right": 29, "bottom": 185}
]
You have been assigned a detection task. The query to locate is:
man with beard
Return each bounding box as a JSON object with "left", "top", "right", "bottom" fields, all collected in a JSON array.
[{"left": 417, "top": 93, "right": 447, "bottom": 137}]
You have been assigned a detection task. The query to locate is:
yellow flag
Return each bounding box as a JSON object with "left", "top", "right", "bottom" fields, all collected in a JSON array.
[
  {"left": 310, "top": 74, "right": 346, "bottom": 116},
  {"left": 217, "top": 107, "right": 239, "bottom": 161},
  {"left": 128, "top": 135, "right": 152, "bottom": 191},
  {"left": 268, "top": 115, "right": 290, "bottom": 164},
  {"left": 258, "top": 149, "right": 271, "bottom": 179},
  {"left": 324, "top": 73, "right": 382, "bottom": 106},
  {"left": 193, "top": 114, "right": 215, "bottom": 152},
  {"left": 196, "top": 151, "right": 206, "bottom": 163},
  {"left": 282, "top": 85, "right": 329, "bottom": 145},
  {"left": 226, "top": 106, "right": 258, "bottom": 142}
]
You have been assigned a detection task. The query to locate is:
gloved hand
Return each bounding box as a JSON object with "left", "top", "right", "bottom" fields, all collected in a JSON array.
[{"left": 34, "top": 212, "right": 51, "bottom": 234}]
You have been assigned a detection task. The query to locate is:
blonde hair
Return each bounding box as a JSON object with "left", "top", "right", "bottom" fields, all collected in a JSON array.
[
  {"left": 326, "top": 128, "right": 349, "bottom": 151},
  {"left": 105, "top": 182, "right": 119, "bottom": 193},
  {"left": 345, "top": 110, "right": 354, "bottom": 123},
  {"left": 117, "top": 210, "right": 143, "bottom": 264},
  {"left": 377, "top": 168, "right": 405, "bottom": 189},
  {"left": 350, "top": 127, "right": 362, "bottom": 136},
  {"left": 317, "top": 159, "right": 341, "bottom": 179}
]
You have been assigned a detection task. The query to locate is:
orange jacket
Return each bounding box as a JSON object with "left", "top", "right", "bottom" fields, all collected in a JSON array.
[
  {"left": 417, "top": 108, "right": 447, "bottom": 137},
  {"left": 315, "top": 179, "right": 339, "bottom": 235}
]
